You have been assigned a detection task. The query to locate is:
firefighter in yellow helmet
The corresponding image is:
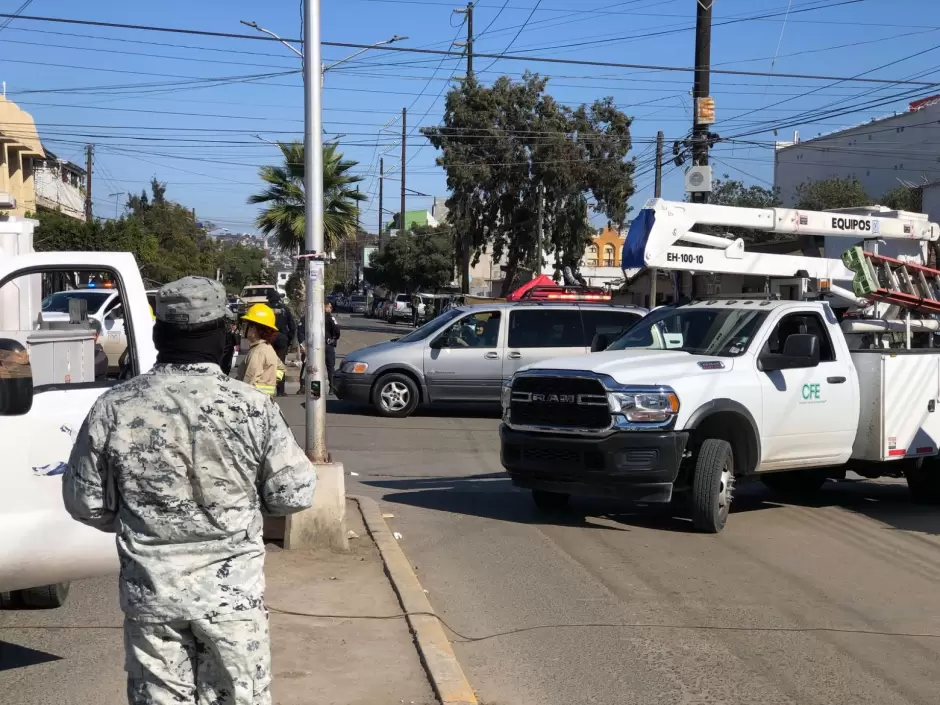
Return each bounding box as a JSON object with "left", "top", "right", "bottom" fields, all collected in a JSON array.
[{"left": 236, "top": 304, "right": 285, "bottom": 397}]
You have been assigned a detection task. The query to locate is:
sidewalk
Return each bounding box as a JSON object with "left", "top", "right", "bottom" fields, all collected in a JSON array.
[
  {"left": 267, "top": 499, "right": 436, "bottom": 705},
  {"left": 0, "top": 501, "right": 436, "bottom": 705}
]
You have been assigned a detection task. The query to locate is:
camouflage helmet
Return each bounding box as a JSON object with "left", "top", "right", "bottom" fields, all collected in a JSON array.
[{"left": 155, "top": 276, "right": 234, "bottom": 330}]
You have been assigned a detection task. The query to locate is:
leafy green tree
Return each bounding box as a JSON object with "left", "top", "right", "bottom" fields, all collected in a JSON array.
[
  {"left": 218, "top": 242, "right": 268, "bottom": 294},
  {"left": 248, "top": 141, "right": 366, "bottom": 256},
  {"left": 880, "top": 185, "right": 923, "bottom": 212},
  {"left": 423, "top": 73, "right": 635, "bottom": 295},
  {"left": 368, "top": 224, "right": 455, "bottom": 293},
  {"left": 795, "top": 177, "right": 871, "bottom": 211}
]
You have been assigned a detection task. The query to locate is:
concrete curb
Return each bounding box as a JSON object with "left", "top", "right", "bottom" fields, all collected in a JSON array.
[{"left": 351, "top": 495, "right": 478, "bottom": 705}]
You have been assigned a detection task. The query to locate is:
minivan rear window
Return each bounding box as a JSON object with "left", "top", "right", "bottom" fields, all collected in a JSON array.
[{"left": 396, "top": 294, "right": 410, "bottom": 302}]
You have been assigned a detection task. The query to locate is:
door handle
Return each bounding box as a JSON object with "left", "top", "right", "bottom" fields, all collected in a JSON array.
[
  {"left": 827, "top": 376, "right": 846, "bottom": 384},
  {"left": 508, "top": 352, "right": 522, "bottom": 360},
  {"left": 484, "top": 352, "right": 500, "bottom": 360}
]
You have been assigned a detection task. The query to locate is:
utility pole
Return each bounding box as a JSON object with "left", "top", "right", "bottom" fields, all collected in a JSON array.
[
  {"left": 454, "top": 2, "right": 474, "bottom": 292},
  {"left": 108, "top": 191, "right": 125, "bottom": 219},
  {"left": 650, "top": 130, "right": 664, "bottom": 308},
  {"left": 84, "top": 144, "right": 94, "bottom": 222},
  {"left": 400, "top": 108, "right": 407, "bottom": 236},
  {"left": 690, "top": 0, "right": 713, "bottom": 205},
  {"left": 378, "top": 157, "right": 384, "bottom": 247}
]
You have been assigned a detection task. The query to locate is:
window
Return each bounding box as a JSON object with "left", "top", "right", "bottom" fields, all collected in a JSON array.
[
  {"left": 396, "top": 294, "right": 410, "bottom": 303},
  {"left": 763, "top": 312, "right": 835, "bottom": 362},
  {"left": 603, "top": 245, "right": 616, "bottom": 267},
  {"left": 437, "top": 311, "right": 501, "bottom": 348},
  {"left": 608, "top": 307, "right": 768, "bottom": 358},
  {"left": 581, "top": 309, "right": 643, "bottom": 344},
  {"left": 41, "top": 290, "right": 112, "bottom": 314},
  {"left": 508, "top": 309, "right": 584, "bottom": 348},
  {"left": 398, "top": 308, "right": 461, "bottom": 343}
]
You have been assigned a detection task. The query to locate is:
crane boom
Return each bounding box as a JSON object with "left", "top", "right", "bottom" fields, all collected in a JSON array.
[{"left": 621, "top": 199, "right": 939, "bottom": 283}]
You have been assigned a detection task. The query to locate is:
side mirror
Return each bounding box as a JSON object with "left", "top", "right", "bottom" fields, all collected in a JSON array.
[
  {"left": 0, "top": 339, "right": 34, "bottom": 416},
  {"left": 429, "top": 337, "right": 446, "bottom": 350},
  {"left": 590, "top": 333, "right": 610, "bottom": 352},
  {"left": 760, "top": 333, "right": 820, "bottom": 372}
]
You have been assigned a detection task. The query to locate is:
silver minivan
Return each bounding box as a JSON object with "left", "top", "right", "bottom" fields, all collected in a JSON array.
[{"left": 334, "top": 302, "right": 647, "bottom": 417}]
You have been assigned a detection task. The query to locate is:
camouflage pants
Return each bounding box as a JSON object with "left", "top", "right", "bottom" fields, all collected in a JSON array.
[{"left": 124, "top": 608, "right": 271, "bottom": 705}]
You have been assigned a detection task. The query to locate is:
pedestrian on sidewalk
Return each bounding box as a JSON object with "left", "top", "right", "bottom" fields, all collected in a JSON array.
[
  {"left": 238, "top": 304, "right": 284, "bottom": 398},
  {"left": 325, "top": 300, "right": 340, "bottom": 395},
  {"left": 267, "top": 291, "right": 296, "bottom": 396},
  {"left": 63, "top": 276, "right": 316, "bottom": 705}
]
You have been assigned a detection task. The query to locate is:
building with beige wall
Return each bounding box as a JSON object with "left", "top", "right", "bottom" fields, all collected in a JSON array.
[{"left": 0, "top": 97, "right": 45, "bottom": 217}]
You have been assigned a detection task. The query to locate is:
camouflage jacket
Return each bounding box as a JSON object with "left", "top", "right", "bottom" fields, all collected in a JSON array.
[{"left": 63, "top": 363, "right": 316, "bottom": 622}]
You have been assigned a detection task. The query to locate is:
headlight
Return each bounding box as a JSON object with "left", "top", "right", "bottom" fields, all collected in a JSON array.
[
  {"left": 608, "top": 391, "right": 679, "bottom": 423},
  {"left": 501, "top": 381, "right": 512, "bottom": 412},
  {"left": 341, "top": 360, "right": 369, "bottom": 374}
]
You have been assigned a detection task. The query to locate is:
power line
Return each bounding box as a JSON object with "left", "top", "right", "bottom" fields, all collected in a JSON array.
[
  {"left": 478, "top": 0, "right": 540, "bottom": 74},
  {"left": 0, "top": 0, "right": 35, "bottom": 33},
  {"left": 1, "top": 12, "right": 937, "bottom": 86}
]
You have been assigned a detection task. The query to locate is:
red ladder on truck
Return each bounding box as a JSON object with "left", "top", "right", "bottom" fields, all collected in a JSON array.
[{"left": 842, "top": 246, "right": 940, "bottom": 314}]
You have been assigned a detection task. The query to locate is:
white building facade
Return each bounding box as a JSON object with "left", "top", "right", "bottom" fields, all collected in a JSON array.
[{"left": 774, "top": 96, "right": 940, "bottom": 219}]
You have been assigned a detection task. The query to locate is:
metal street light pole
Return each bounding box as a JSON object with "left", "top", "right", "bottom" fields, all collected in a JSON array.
[{"left": 241, "top": 17, "right": 405, "bottom": 464}]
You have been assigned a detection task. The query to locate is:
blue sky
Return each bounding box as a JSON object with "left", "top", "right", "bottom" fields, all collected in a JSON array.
[{"left": 3, "top": 0, "right": 939, "bottom": 234}]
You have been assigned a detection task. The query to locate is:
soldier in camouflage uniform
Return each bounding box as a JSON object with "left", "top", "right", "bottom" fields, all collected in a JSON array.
[{"left": 63, "top": 276, "right": 317, "bottom": 705}]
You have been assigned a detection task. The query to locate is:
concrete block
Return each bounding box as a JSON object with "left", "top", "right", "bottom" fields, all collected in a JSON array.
[{"left": 284, "top": 462, "right": 349, "bottom": 551}]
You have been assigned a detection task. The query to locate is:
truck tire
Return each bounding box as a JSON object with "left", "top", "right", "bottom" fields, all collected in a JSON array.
[
  {"left": 372, "top": 373, "right": 419, "bottom": 418},
  {"left": 20, "top": 582, "right": 70, "bottom": 609},
  {"left": 691, "top": 438, "right": 735, "bottom": 533},
  {"left": 761, "top": 470, "right": 827, "bottom": 495},
  {"left": 904, "top": 464, "right": 940, "bottom": 504},
  {"left": 532, "top": 490, "right": 570, "bottom": 512}
]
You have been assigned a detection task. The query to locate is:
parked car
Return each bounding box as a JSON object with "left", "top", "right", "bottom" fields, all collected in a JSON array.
[
  {"left": 240, "top": 284, "right": 279, "bottom": 306},
  {"left": 349, "top": 294, "right": 367, "bottom": 314},
  {"left": 38, "top": 285, "right": 127, "bottom": 374},
  {"left": 333, "top": 302, "right": 647, "bottom": 417},
  {"left": 386, "top": 293, "right": 413, "bottom": 324}
]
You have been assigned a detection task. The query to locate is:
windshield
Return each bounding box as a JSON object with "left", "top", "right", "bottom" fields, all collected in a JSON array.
[
  {"left": 351, "top": 296, "right": 365, "bottom": 303},
  {"left": 243, "top": 287, "right": 272, "bottom": 298},
  {"left": 41, "top": 291, "right": 110, "bottom": 313},
  {"left": 607, "top": 306, "right": 768, "bottom": 357},
  {"left": 396, "top": 308, "right": 462, "bottom": 343}
]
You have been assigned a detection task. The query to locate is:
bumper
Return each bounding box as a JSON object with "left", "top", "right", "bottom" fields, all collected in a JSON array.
[
  {"left": 332, "top": 371, "right": 374, "bottom": 404},
  {"left": 500, "top": 425, "right": 689, "bottom": 503}
]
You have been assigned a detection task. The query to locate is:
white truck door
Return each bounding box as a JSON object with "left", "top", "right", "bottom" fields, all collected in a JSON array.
[
  {"left": 0, "top": 252, "right": 153, "bottom": 593},
  {"left": 756, "top": 310, "right": 856, "bottom": 470}
]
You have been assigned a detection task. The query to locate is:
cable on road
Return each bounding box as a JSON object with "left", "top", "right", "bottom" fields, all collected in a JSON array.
[{"left": 8, "top": 608, "right": 940, "bottom": 644}]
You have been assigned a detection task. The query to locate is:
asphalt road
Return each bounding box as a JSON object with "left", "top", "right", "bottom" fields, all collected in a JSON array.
[
  {"left": 4, "top": 313, "right": 940, "bottom": 705},
  {"left": 328, "top": 313, "right": 940, "bottom": 705}
]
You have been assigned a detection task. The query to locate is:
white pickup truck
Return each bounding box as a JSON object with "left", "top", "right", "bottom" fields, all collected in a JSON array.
[
  {"left": 0, "top": 238, "right": 156, "bottom": 607},
  {"left": 500, "top": 297, "right": 940, "bottom": 532}
]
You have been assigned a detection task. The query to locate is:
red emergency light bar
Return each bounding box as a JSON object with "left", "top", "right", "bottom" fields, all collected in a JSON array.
[{"left": 523, "top": 286, "right": 611, "bottom": 302}]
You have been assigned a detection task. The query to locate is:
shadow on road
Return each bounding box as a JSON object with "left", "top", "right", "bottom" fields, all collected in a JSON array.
[
  {"left": 365, "top": 472, "right": 940, "bottom": 536},
  {"left": 0, "top": 641, "right": 62, "bottom": 671},
  {"left": 324, "top": 399, "right": 501, "bottom": 419}
]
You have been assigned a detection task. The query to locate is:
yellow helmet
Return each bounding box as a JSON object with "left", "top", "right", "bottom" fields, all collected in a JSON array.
[
  {"left": 150, "top": 305, "right": 156, "bottom": 321},
  {"left": 241, "top": 303, "right": 278, "bottom": 331}
]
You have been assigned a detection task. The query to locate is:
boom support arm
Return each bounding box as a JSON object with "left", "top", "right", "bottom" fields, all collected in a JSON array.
[{"left": 621, "top": 199, "right": 939, "bottom": 283}]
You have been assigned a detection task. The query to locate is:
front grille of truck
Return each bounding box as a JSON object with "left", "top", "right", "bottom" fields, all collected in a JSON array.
[{"left": 510, "top": 376, "right": 610, "bottom": 430}]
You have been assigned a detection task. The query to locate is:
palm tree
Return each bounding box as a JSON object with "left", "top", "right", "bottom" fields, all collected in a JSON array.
[{"left": 249, "top": 141, "right": 366, "bottom": 256}]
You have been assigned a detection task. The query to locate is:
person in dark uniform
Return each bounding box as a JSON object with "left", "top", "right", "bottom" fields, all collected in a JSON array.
[
  {"left": 325, "top": 301, "right": 340, "bottom": 395},
  {"left": 267, "top": 291, "right": 296, "bottom": 396},
  {"left": 220, "top": 319, "right": 241, "bottom": 376}
]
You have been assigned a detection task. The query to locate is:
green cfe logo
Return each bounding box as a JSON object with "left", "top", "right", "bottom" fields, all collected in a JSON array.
[{"left": 802, "top": 383, "right": 821, "bottom": 401}]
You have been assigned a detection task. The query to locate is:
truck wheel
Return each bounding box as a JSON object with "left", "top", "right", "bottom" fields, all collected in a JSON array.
[
  {"left": 373, "top": 373, "right": 419, "bottom": 418},
  {"left": 20, "top": 582, "right": 70, "bottom": 609},
  {"left": 691, "top": 439, "right": 734, "bottom": 533},
  {"left": 532, "top": 490, "right": 570, "bottom": 512},
  {"left": 904, "top": 464, "right": 940, "bottom": 504},
  {"left": 761, "top": 470, "right": 827, "bottom": 495}
]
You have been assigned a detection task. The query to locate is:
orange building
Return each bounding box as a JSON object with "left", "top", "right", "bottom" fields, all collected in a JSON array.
[{"left": 583, "top": 225, "right": 624, "bottom": 268}]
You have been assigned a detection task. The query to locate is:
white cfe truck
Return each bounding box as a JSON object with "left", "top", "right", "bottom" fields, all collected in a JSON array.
[
  {"left": 500, "top": 199, "right": 940, "bottom": 533},
  {"left": 0, "top": 213, "right": 156, "bottom": 607}
]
